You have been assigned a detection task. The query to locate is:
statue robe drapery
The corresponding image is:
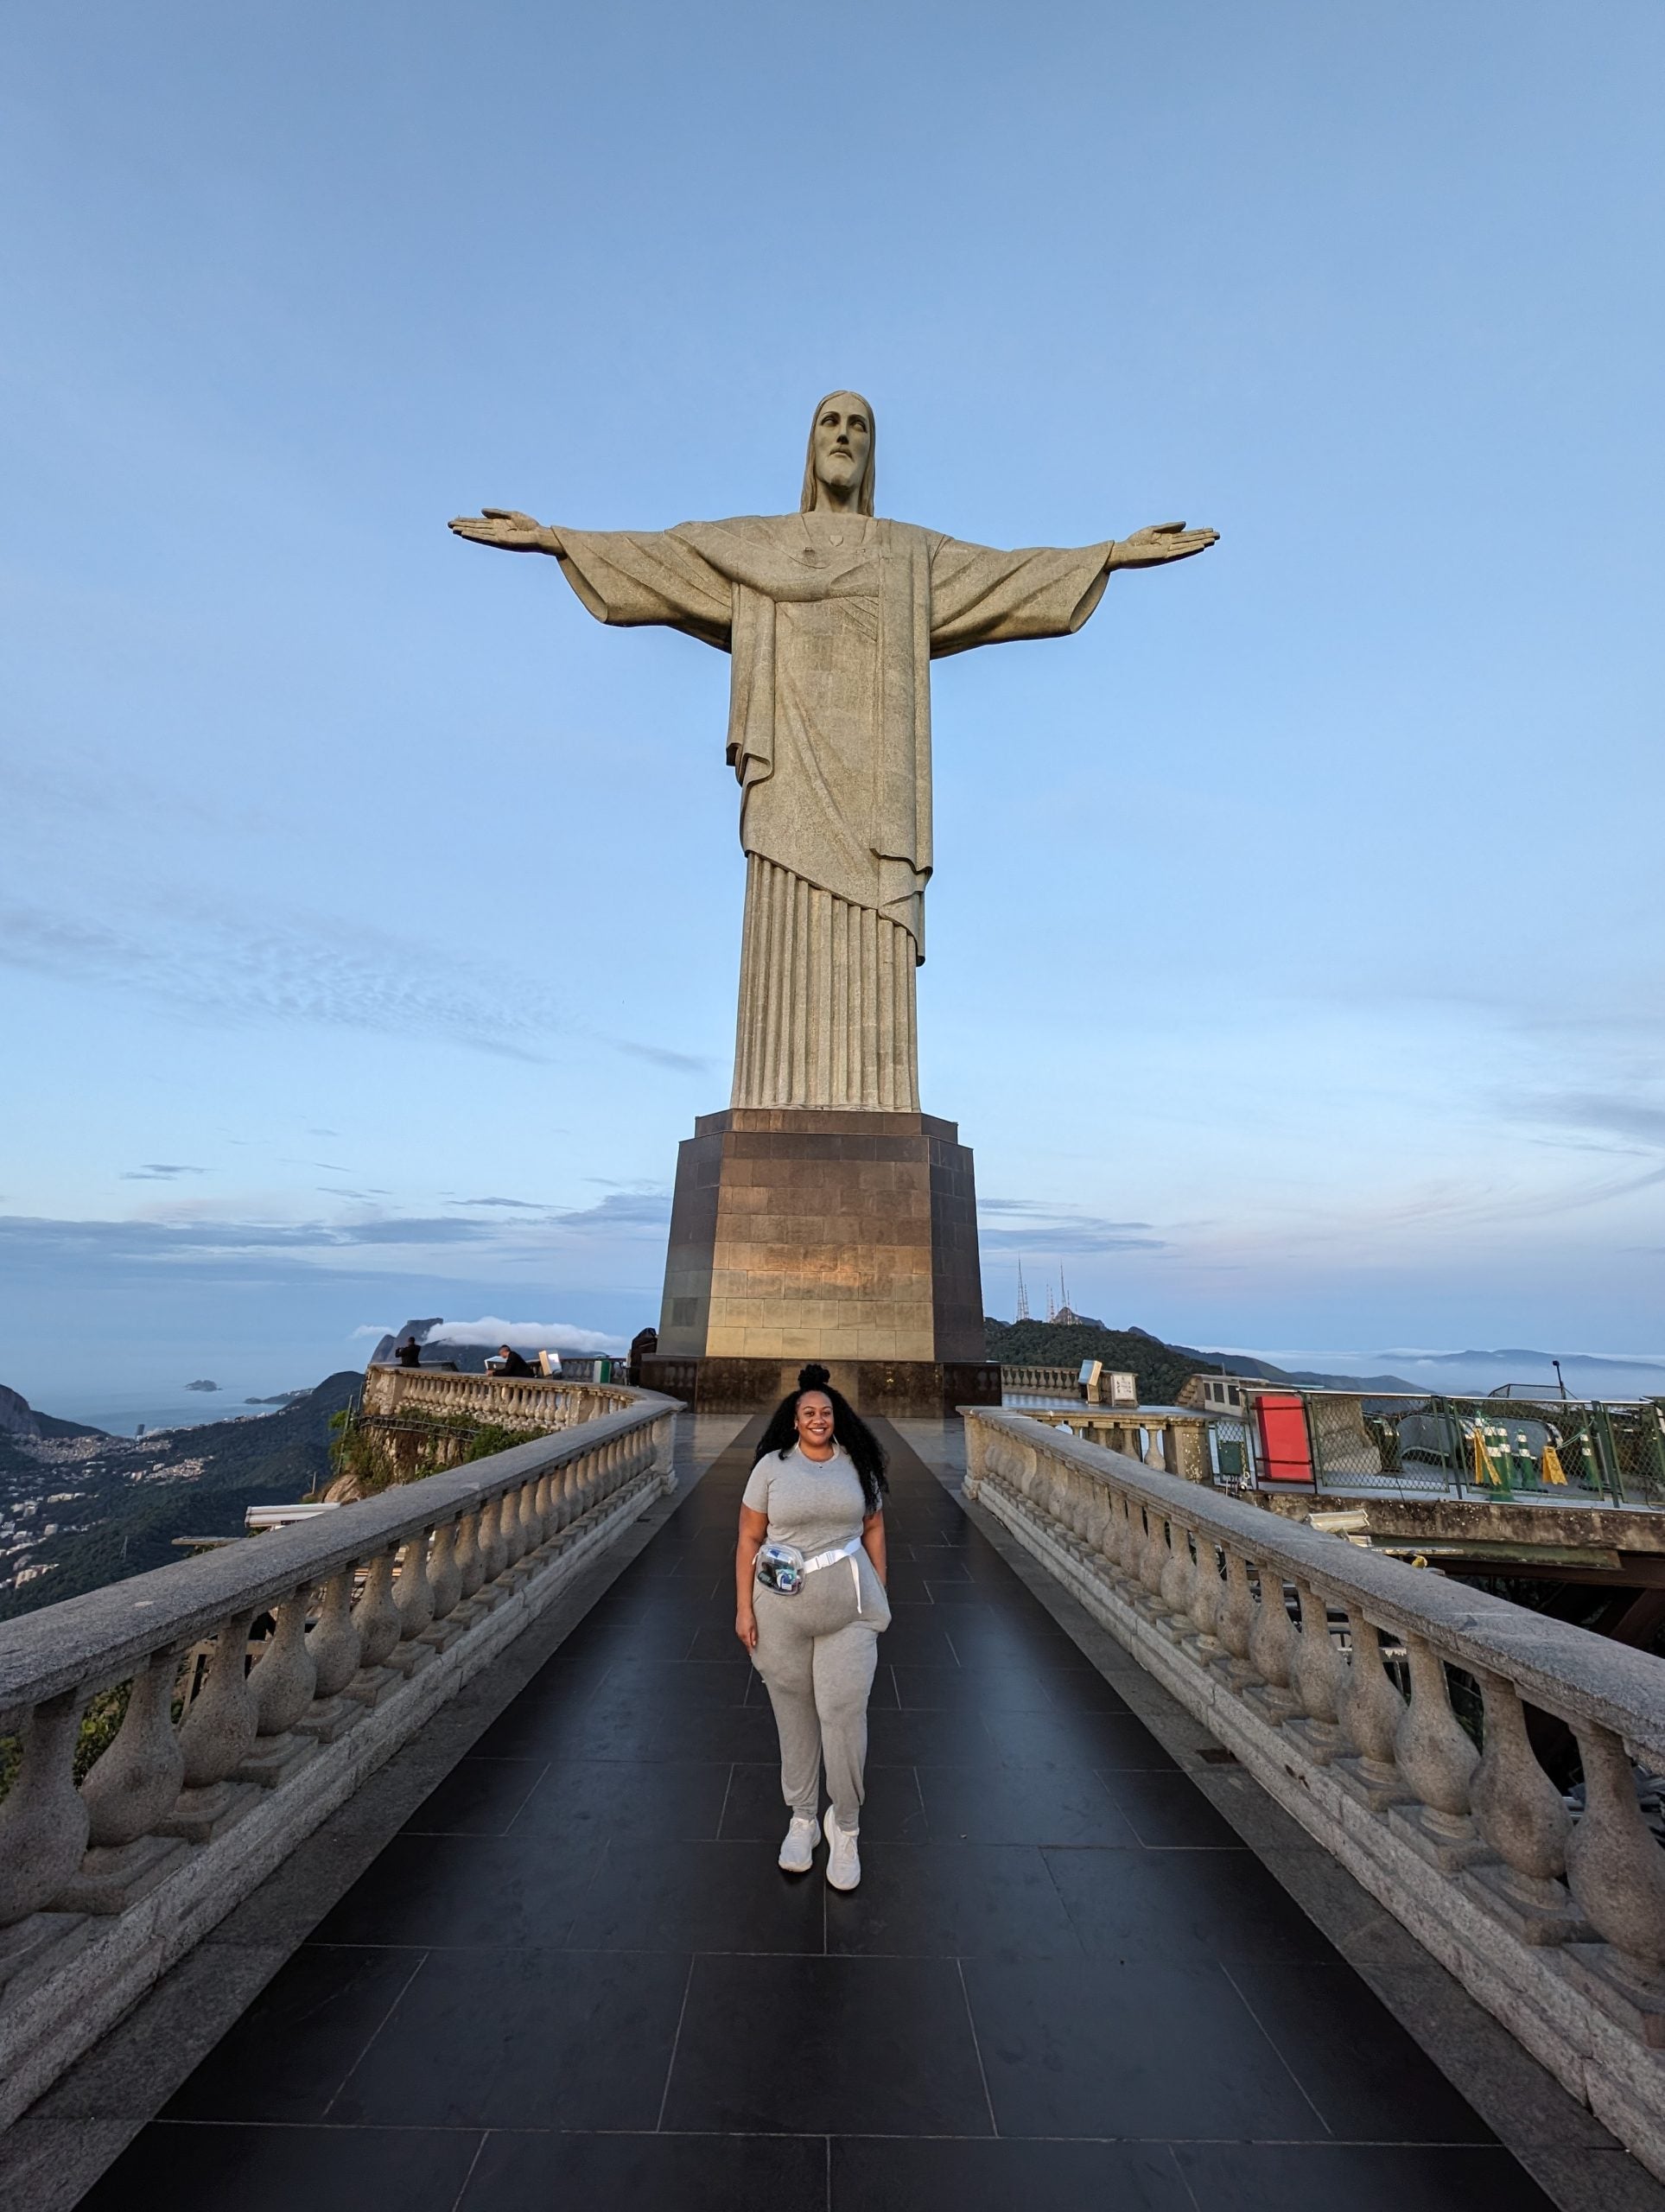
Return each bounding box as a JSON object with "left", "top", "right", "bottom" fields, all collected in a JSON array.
[{"left": 552, "top": 511, "right": 1115, "bottom": 1109}]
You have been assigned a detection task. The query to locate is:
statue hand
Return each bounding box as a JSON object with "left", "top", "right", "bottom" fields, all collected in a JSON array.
[
  {"left": 447, "top": 508, "right": 562, "bottom": 554},
  {"left": 1110, "top": 522, "right": 1218, "bottom": 570}
]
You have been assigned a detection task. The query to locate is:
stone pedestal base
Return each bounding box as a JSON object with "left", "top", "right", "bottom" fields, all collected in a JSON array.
[
  {"left": 647, "top": 1107, "right": 997, "bottom": 1414},
  {"left": 641, "top": 1354, "right": 999, "bottom": 1417}
]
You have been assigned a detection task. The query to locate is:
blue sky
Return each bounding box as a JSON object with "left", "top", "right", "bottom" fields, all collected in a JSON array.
[{"left": 3, "top": 1, "right": 1663, "bottom": 1414}]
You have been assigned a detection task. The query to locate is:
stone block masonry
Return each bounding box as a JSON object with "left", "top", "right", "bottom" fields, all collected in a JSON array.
[{"left": 648, "top": 1107, "right": 997, "bottom": 1413}]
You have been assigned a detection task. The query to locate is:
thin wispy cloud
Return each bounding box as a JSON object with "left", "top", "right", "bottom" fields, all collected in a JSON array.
[
  {"left": 0, "top": 892, "right": 702, "bottom": 1076},
  {"left": 119, "top": 1163, "right": 205, "bottom": 1180},
  {"left": 977, "top": 1198, "right": 1166, "bottom": 1255}
]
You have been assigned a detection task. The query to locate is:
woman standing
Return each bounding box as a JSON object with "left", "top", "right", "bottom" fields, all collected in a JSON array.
[{"left": 735, "top": 1364, "right": 890, "bottom": 1890}]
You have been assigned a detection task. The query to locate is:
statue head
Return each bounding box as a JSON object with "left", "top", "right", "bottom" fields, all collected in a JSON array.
[{"left": 801, "top": 390, "right": 875, "bottom": 516}]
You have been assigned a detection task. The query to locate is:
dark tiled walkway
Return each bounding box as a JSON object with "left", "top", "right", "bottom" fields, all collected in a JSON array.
[{"left": 76, "top": 1425, "right": 1557, "bottom": 2211}]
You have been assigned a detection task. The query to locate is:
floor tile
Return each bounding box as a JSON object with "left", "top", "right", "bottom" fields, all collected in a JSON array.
[
  {"left": 73, "top": 2122, "right": 482, "bottom": 2212},
  {"left": 645, "top": 1704, "right": 782, "bottom": 1762},
  {"left": 962, "top": 1955, "right": 1322, "bottom": 2139},
  {"left": 1044, "top": 1664, "right": 1135, "bottom": 1712},
  {"left": 1172, "top": 2142, "right": 1560, "bottom": 2209},
  {"left": 329, "top": 1948, "right": 691, "bottom": 2128},
  {"left": 586, "top": 1659, "right": 753, "bottom": 1714},
  {"left": 865, "top": 1705, "right": 995, "bottom": 1764},
  {"left": 1044, "top": 1844, "right": 1335, "bottom": 1963},
  {"left": 873, "top": 1605, "right": 962, "bottom": 1667},
  {"left": 576, "top": 1837, "right": 827, "bottom": 1953},
  {"left": 826, "top": 1843, "right": 1084, "bottom": 1959},
  {"left": 1095, "top": 1767, "right": 1251, "bottom": 1847},
  {"left": 663, "top": 1954, "right": 992, "bottom": 2135},
  {"left": 833, "top": 2136, "right": 1192, "bottom": 2210},
  {"left": 162, "top": 1946, "right": 423, "bottom": 2120},
  {"left": 1230, "top": 1959, "right": 1498, "bottom": 2141},
  {"left": 891, "top": 1662, "right": 1054, "bottom": 1712},
  {"left": 981, "top": 1705, "right": 1178, "bottom": 1770},
  {"left": 309, "top": 1833, "right": 602, "bottom": 1948},
  {"left": 402, "top": 1758, "right": 549, "bottom": 1837},
  {"left": 460, "top": 2130, "right": 827, "bottom": 2210},
  {"left": 469, "top": 1692, "right": 665, "bottom": 1763},
  {"left": 916, "top": 1762, "right": 1137, "bottom": 1847},
  {"left": 509, "top": 1757, "right": 734, "bottom": 1842}
]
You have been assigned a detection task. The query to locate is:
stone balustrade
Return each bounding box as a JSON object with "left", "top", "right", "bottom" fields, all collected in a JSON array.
[
  {"left": 360, "top": 1361, "right": 637, "bottom": 1433},
  {"left": 0, "top": 1389, "right": 678, "bottom": 2127},
  {"left": 1013, "top": 1403, "right": 1213, "bottom": 1484},
  {"left": 1000, "top": 1364, "right": 1079, "bottom": 1395},
  {"left": 963, "top": 1407, "right": 1665, "bottom": 2177}
]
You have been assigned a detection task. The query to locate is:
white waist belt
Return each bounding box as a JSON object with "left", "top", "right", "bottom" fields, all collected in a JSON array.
[{"left": 801, "top": 1535, "right": 865, "bottom": 1612}]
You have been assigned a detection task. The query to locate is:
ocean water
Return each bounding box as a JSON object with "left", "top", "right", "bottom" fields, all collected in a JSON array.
[{"left": 41, "top": 1382, "right": 314, "bottom": 1439}]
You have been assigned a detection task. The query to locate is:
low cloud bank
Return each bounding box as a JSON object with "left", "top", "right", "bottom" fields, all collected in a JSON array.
[{"left": 410, "top": 1316, "right": 626, "bottom": 1354}]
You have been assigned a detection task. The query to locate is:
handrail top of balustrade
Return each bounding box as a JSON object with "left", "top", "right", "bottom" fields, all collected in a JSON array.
[
  {"left": 364, "top": 1363, "right": 644, "bottom": 1390},
  {"left": 962, "top": 1404, "right": 1665, "bottom": 1761},
  {"left": 0, "top": 1392, "right": 680, "bottom": 1723}
]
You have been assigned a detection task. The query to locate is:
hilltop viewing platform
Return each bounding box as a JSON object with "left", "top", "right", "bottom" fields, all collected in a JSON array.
[{"left": 4, "top": 1385, "right": 1665, "bottom": 2209}]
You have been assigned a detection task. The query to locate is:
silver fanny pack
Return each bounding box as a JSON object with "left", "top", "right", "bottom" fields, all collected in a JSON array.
[
  {"left": 754, "top": 1540, "right": 805, "bottom": 1594},
  {"left": 754, "top": 1535, "right": 864, "bottom": 1606}
]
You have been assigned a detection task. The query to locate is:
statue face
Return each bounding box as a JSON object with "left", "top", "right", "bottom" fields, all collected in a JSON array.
[{"left": 811, "top": 397, "right": 871, "bottom": 499}]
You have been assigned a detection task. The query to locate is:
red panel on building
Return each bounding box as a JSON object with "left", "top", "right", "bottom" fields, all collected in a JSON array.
[{"left": 1255, "top": 1393, "right": 1313, "bottom": 1484}]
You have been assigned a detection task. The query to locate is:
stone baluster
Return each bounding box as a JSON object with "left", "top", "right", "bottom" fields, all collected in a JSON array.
[
  {"left": 530, "top": 1469, "right": 556, "bottom": 1548},
  {"left": 1466, "top": 1669, "right": 1583, "bottom": 1937},
  {"left": 504, "top": 1478, "right": 528, "bottom": 1556},
  {"left": 353, "top": 1554, "right": 403, "bottom": 1669},
  {"left": 252, "top": 1586, "right": 319, "bottom": 1735},
  {"left": 1247, "top": 1562, "right": 1297, "bottom": 1707},
  {"left": 1334, "top": 1607, "right": 1406, "bottom": 1797},
  {"left": 475, "top": 1492, "right": 507, "bottom": 1583},
  {"left": 178, "top": 1609, "right": 260, "bottom": 1788},
  {"left": 1292, "top": 1580, "right": 1345, "bottom": 1728},
  {"left": 1136, "top": 1507, "right": 1166, "bottom": 1602},
  {"left": 1216, "top": 1547, "right": 1256, "bottom": 1679},
  {"left": 1081, "top": 1474, "right": 1112, "bottom": 1567},
  {"left": 651, "top": 1412, "right": 676, "bottom": 1484},
  {"left": 1564, "top": 1724, "right": 1665, "bottom": 1996},
  {"left": 428, "top": 1520, "right": 462, "bottom": 1620},
  {"left": 1187, "top": 1535, "right": 1223, "bottom": 1646},
  {"left": 1391, "top": 1633, "right": 1481, "bottom": 1865},
  {"left": 80, "top": 1649, "right": 186, "bottom": 1847},
  {"left": 1160, "top": 1516, "right": 1194, "bottom": 1617},
  {"left": 0, "top": 1690, "right": 91, "bottom": 1923},
  {"left": 396, "top": 1532, "right": 435, "bottom": 1641},
  {"left": 518, "top": 1474, "right": 543, "bottom": 1554},
  {"left": 454, "top": 1509, "right": 484, "bottom": 1598},
  {"left": 1113, "top": 1492, "right": 1141, "bottom": 1580},
  {"left": 306, "top": 1569, "right": 362, "bottom": 1696}
]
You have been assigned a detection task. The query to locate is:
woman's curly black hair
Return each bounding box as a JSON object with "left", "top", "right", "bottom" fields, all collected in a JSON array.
[{"left": 753, "top": 1363, "right": 888, "bottom": 1515}]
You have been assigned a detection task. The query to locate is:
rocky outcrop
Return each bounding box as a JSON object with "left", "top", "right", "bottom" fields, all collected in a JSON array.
[{"left": 0, "top": 1385, "right": 40, "bottom": 1439}]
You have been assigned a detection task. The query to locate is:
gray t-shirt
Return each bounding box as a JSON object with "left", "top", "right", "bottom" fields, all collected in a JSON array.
[{"left": 742, "top": 1443, "right": 871, "bottom": 1556}]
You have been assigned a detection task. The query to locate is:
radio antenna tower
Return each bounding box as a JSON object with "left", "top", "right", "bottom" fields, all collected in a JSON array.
[{"left": 1014, "top": 1261, "right": 1031, "bottom": 1322}]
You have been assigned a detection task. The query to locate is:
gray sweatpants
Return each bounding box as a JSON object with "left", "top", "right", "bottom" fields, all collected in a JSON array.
[{"left": 752, "top": 1549, "right": 889, "bottom": 1832}]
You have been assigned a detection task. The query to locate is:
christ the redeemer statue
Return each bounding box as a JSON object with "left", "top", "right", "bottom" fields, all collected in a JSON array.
[{"left": 451, "top": 391, "right": 1216, "bottom": 1113}]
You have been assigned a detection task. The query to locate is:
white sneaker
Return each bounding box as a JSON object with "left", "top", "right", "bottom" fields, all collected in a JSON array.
[
  {"left": 778, "top": 1812, "right": 820, "bottom": 1873},
  {"left": 824, "top": 1811, "right": 861, "bottom": 1891}
]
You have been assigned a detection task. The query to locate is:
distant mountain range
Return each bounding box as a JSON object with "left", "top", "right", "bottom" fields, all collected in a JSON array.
[
  {"left": 0, "top": 1373, "right": 362, "bottom": 1623},
  {"left": 982, "top": 1319, "right": 1420, "bottom": 1398}
]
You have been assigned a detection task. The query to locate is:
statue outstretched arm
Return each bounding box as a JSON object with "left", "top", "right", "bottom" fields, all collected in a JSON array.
[
  {"left": 1108, "top": 521, "right": 1218, "bottom": 569},
  {"left": 929, "top": 522, "right": 1218, "bottom": 656},
  {"left": 448, "top": 509, "right": 731, "bottom": 647},
  {"left": 448, "top": 508, "right": 564, "bottom": 554}
]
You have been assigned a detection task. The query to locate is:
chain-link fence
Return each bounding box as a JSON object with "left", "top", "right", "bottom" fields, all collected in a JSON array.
[{"left": 1293, "top": 1393, "right": 1665, "bottom": 1506}]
